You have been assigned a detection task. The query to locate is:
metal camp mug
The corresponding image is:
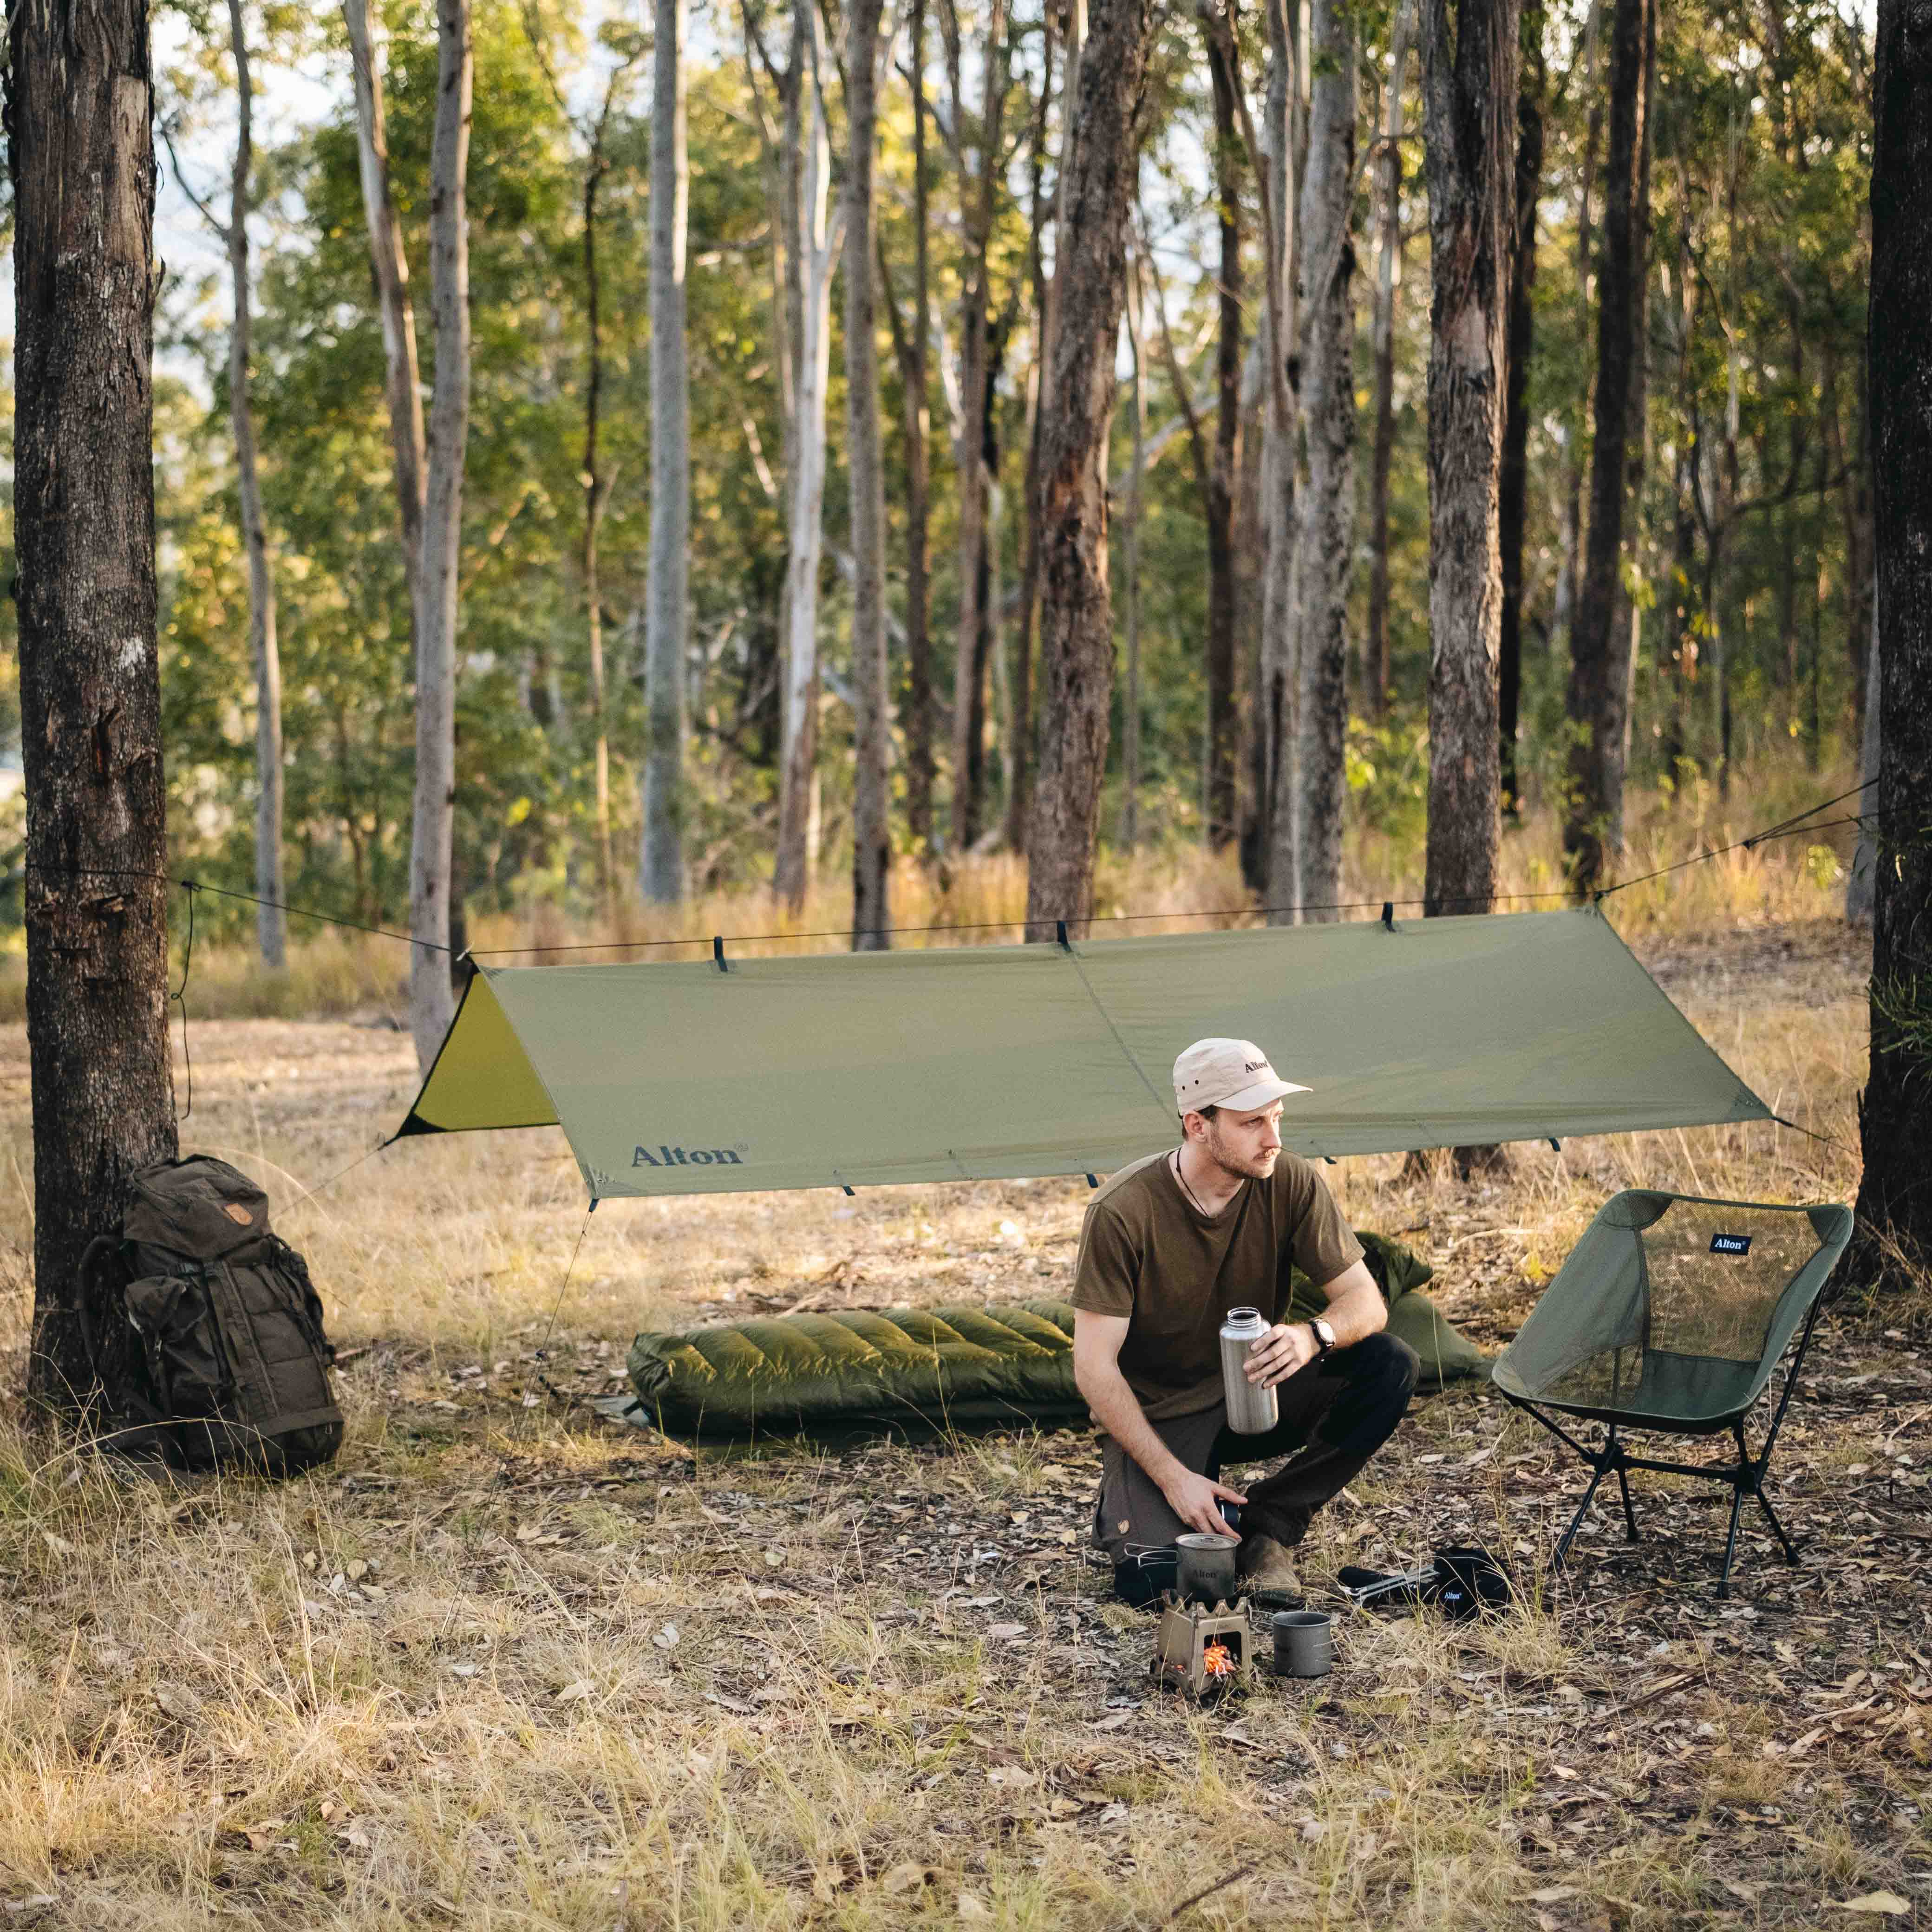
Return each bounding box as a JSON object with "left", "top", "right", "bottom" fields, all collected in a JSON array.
[{"left": 1219, "top": 1306, "right": 1279, "bottom": 1435}]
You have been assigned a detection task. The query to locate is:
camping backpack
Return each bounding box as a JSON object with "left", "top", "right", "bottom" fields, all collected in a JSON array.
[{"left": 78, "top": 1155, "right": 344, "bottom": 1476}]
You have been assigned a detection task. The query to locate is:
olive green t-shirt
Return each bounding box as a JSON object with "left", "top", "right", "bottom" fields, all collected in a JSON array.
[{"left": 1069, "top": 1149, "right": 1364, "bottom": 1421}]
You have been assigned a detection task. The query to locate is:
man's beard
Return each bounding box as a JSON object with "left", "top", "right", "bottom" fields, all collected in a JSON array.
[{"left": 1204, "top": 1132, "right": 1279, "bottom": 1182}]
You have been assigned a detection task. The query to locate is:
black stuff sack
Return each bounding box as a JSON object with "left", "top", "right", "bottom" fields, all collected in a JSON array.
[{"left": 78, "top": 1155, "right": 343, "bottom": 1476}]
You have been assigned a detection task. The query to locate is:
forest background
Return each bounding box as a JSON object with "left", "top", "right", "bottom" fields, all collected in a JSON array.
[{"left": 0, "top": 0, "right": 1876, "bottom": 980}]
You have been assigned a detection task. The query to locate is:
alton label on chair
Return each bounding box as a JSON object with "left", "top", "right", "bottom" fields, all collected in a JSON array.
[{"left": 1710, "top": 1233, "right": 1752, "bottom": 1256}]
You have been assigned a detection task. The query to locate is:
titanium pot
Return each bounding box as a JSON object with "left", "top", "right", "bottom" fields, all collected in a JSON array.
[{"left": 1174, "top": 1532, "right": 1240, "bottom": 1605}]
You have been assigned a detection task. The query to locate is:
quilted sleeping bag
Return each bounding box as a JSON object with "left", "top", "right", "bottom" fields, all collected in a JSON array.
[{"left": 626, "top": 1230, "right": 1483, "bottom": 1442}]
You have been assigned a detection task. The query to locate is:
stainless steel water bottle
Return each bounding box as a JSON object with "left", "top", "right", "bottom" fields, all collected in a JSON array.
[{"left": 1219, "top": 1306, "right": 1278, "bottom": 1434}]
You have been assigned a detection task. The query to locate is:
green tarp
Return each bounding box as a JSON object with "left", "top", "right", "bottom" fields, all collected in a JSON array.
[
  {"left": 627, "top": 1233, "right": 1483, "bottom": 1443},
  {"left": 398, "top": 907, "right": 1769, "bottom": 1200}
]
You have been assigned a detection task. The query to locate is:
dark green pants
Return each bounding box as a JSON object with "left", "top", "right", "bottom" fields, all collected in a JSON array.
[{"left": 1098, "top": 1332, "right": 1419, "bottom": 1605}]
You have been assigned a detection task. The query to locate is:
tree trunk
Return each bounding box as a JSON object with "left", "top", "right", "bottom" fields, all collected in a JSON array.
[
  {"left": 1292, "top": 0, "right": 1357, "bottom": 920},
  {"left": 947, "top": 0, "right": 1011, "bottom": 856},
  {"left": 846, "top": 0, "right": 890, "bottom": 949},
  {"left": 889, "top": 0, "right": 936, "bottom": 857},
  {"left": 1025, "top": 0, "right": 1158, "bottom": 940},
  {"left": 227, "top": 0, "right": 284, "bottom": 968},
  {"left": 1419, "top": 0, "right": 1520, "bottom": 918},
  {"left": 1234, "top": 335, "right": 1267, "bottom": 884},
  {"left": 642, "top": 0, "right": 689, "bottom": 905},
  {"left": 1562, "top": 0, "right": 1653, "bottom": 892},
  {"left": 1853, "top": 0, "right": 1932, "bottom": 1285},
  {"left": 11, "top": 0, "right": 180, "bottom": 1410},
  {"left": 1496, "top": 0, "right": 1542, "bottom": 821},
  {"left": 1661, "top": 221, "right": 1699, "bottom": 780},
  {"left": 409, "top": 0, "right": 472, "bottom": 1071},
  {"left": 343, "top": 0, "right": 427, "bottom": 594},
  {"left": 1201, "top": 0, "right": 1245, "bottom": 851},
  {"left": 1365, "top": 0, "right": 1412, "bottom": 726},
  {"left": 1551, "top": 0, "right": 1602, "bottom": 663},
  {"left": 1259, "top": 0, "right": 1301, "bottom": 915},
  {"left": 1006, "top": 5, "right": 1067, "bottom": 857},
  {"left": 580, "top": 61, "right": 633, "bottom": 913},
  {"left": 1847, "top": 590, "right": 1880, "bottom": 927},
  {"left": 773, "top": 0, "right": 838, "bottom": 913},
  {"left": 1123, "top": 248, "right": 1146, "bottom": 849},
  {"left": 1825, "top": 350, "right": 1873, "bottom": 736}
]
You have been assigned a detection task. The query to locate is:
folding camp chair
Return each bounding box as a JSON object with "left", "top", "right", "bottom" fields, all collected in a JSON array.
[{"left": 1492, "top": 1191, "right": 1853, "bottom": 1598}]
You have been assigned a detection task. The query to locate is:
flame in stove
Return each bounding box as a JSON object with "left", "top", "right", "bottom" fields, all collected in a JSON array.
[{"left": 1201, "top": 1640, "right": 1235, "bottom": 1679}]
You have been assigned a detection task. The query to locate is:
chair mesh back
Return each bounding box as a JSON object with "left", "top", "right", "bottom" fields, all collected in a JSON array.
[
  {"left": 1640, "top": 1201, "right": 1819, "bottom": 1365},
  {"left": 1492, "top": 1192, "right": 1853, "bottom": 1426}
]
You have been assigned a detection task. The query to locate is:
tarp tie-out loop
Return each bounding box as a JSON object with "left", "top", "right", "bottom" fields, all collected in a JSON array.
[
  {"left": 1056, "top": 920, "right": 1071, "bottom": 951},
  {"left": 1382, "top": 902, "right": 1396, "bottom": 932},
  {"left": 712, "top": 935, "right": 728, "bottom": 973}
]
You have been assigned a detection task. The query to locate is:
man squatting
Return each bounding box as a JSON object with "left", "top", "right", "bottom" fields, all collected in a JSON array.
[{"left": 1070, "top": 1038, "right": 1419, "bottom": 1604}]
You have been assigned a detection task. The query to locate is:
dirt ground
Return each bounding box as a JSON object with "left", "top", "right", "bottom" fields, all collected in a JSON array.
[{"left": 0, "top": 916, "right": 1927, "bottom": 1929}]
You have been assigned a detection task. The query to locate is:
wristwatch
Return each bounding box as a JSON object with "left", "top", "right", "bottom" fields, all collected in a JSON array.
[{"left": 1308, "top": 1317, "right": 1336, "bottom": 1357}]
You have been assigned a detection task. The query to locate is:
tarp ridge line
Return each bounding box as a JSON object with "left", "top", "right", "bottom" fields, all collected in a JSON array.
[{"left": 1060, "top": 945, "right": 1177, "bottom": 1126}]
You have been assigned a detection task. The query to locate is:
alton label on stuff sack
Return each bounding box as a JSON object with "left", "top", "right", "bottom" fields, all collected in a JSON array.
[{"left": 1710, "top": 1232, "right": 1752, "bottom": 1256}]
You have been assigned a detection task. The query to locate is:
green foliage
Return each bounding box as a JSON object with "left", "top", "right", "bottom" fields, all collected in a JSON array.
[{"left": 0, "top": 0, "right": 1870, "bottom": 951}]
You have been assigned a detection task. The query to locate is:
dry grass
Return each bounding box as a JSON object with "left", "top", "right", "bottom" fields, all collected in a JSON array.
[{"left": 3, "top": 783, "right": 1929, "bottom": 1928}]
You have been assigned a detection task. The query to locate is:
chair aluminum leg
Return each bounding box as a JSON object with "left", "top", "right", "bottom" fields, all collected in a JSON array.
[
  {"left": 1717, "top": 1482, "right": 1748, "bottom": 1599},
  {"left": 1615, "top": 1462, "right": 1640, "bottom": 1541},
  {"left": 1753, "top": 1483, "right": 1800, "bottom": 1565},
  {"left": 1553, "top": 1466, "right": 1606, "bottom": 1571}
]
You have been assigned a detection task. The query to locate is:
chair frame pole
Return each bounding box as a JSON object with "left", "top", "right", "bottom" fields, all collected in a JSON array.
[{"left": 1509, "top": 1292, "right": 1830, "bottom": 1599}]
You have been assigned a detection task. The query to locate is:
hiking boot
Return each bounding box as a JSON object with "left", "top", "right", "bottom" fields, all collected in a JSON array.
[{"left": 1235, "top": 1534, "right": 1303, "bottom": 1601}]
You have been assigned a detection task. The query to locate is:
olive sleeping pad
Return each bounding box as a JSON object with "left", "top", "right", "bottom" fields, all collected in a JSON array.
[{"left": 626, "top": 1231, "right": 1483, "bottom": 1442}]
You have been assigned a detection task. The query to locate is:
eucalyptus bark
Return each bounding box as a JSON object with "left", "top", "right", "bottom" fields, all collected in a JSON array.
[
  {"left": 1496, "top": 2, "right": 1543, "bottom": 819},
  {"left": 1201, "top": 0, "right": 1246, "bottom": 851},
  {"left": 580, "top": 60, "right": 634, "bottom": 911},
  {"left": 1853, "top": 0, "right": 1932, "bottom": 1285},
  {"left": 1123, "top": 250, "right": 1146, "bottom": 850},
  {"left": 227, "top": 0, "right": 284, "bottom": 967},
  {"left": 1846, "top": 592, "right": 1880, "bottom": 927},
  {"left": 1025, "top": 0, "right": 1158, "bottom": 940},
  {"left": 1551, "top": 0, "right": 1602, "bottom": 655},
  {"left": 1561, "top": 0, "right": 1652, "bottom": 893},
  {"left": 343, "top": 0, "right": 427, "bottom": 590},
  {"left": 846, "top": 0, "right": 890, "bottom": 949},
  {"left": 408, "top": 0, "right": 472, "bottom": 1071},
  {"left": 772, "top": 0, "right": 838, "bottom": 912},
  {"left": 882, "top": 0, "right": 936, "bottom": 855},
  {"left": 642, "top": 0, "right": 690, "bottom": 905},
  {"left": 1259, "top": 0, "right": 1301, "bottom": 915},
  {"left": 11, "top": 0, "right": 180, "bottom": 1409},
  {"left": 1006, "top": 6, "right": 1065, "bottom": 856},
  {"left": 1365, "top": 0, "right": 1412, "bottom": 724},
  {"left": 947, "top": 0, "right": 1011, "bottom": 855},
  {"left": 1419, "top": 0, "right": 1520, "bottom": 918},
  {"left": 1292, "top": 0, "right": 1357, "bottom": 920}
]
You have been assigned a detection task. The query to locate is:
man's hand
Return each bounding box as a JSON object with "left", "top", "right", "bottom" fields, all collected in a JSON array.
[
  {"left": 1161, "top": 1467, "right": 1249, "bottom": 1539},
  {"left": 1244, "top": 1322, "right": 1318, "bottom": 1388}
]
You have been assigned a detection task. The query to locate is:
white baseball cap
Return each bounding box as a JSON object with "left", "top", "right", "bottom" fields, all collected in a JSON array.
[{"left": 1172, "top": 1038, "right": 1309, "bottom": 1117}]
